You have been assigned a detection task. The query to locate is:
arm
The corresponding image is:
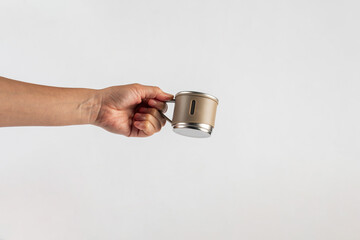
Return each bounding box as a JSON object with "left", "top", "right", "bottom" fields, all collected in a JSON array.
[
  {"left": 0, "top": 76, "right": 173, "bottom": 137},
  {"left": 0, "top": 76, "right": 100, "bottom": 126}
]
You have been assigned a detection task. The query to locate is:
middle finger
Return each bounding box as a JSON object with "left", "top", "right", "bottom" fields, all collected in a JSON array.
[
  {"left": 147, "top": 99, "right": 168, "bottom": 113},
  {"left": 137, "top": 107, "right": 166, "bottom": 127}
]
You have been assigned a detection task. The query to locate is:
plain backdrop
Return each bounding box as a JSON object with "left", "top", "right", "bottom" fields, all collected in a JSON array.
[{"left": 1, "top": 0, "right": 360, "bottom": 239}]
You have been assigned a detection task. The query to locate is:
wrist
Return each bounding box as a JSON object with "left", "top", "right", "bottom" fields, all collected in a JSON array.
[{"left": 78, "top": 89, "right": 103, "bottom": 125}]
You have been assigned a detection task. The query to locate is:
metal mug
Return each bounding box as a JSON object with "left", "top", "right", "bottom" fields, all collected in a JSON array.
[{"left": 161, "top": 91, "right": 219, "bottom": 138}]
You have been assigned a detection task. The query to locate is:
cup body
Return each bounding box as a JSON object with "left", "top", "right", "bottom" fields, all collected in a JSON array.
[{"left": 171, "top": 91, "right": 218, "bottom": 138}]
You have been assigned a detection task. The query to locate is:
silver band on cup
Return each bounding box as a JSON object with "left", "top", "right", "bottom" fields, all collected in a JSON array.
[{"left": 173, "top": 122, "right": 213, "bottom": 138}]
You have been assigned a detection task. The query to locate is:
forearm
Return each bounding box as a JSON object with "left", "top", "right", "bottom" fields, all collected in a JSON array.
[{"left": 0, "top": 76, "right": 101, "bottom": 127}]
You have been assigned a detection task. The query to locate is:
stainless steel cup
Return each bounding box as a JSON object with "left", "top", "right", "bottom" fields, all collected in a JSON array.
[{"left": 162, "top": 91, "right": 219, "bottom": 138}]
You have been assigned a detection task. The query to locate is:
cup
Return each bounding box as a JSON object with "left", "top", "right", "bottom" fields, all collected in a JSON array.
[{"left": 161, "top": 91, "right": 219, "bottom": 138}]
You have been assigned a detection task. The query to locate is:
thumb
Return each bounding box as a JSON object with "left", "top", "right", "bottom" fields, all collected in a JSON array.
[{"left": 136, "top": 84, "right": 173, "bottom": 101}]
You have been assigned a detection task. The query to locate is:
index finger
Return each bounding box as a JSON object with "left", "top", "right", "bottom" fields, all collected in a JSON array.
[
  {"left": 147, "top": 99, "right": 168, "bottom": 112},
  {"left": 136, "top": 84, "right": 173, "bottom": 102}
]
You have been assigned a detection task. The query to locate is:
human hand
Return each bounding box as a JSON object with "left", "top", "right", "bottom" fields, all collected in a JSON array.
[{"left": 93, "top": 84, "right": 173, "bottom": 137}]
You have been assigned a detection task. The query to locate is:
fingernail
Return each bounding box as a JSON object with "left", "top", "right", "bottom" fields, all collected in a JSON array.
[
  {"left": 134, "top": 121, "right": 144, "bottom": 129},
  {"left": 134, "top": 113, "right": 141, "bottom": 120},
  {"left": 139, "top": 107, "right": 147, "bottom": 112}
]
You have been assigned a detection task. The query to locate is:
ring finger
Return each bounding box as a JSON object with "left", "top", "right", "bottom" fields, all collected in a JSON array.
[
  {"left": 138, "top": 107, "right": 166, "bottom": 126},
  {"left": 133, "top": 110, "right": 161, "bottom": 133}
]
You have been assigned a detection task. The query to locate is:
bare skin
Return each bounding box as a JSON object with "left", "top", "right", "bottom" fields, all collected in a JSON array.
[{"left": 0, "top": 76, "right": 173, "bottom": 137}]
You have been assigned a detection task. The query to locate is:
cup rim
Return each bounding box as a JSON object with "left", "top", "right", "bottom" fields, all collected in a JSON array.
[{"left": 175, "top": 91, "right": 219, "bottom": 104}]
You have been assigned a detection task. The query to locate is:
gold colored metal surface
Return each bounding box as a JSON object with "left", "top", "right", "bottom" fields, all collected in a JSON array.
[
  {"left": 172, "top": 92, "right": 218, "bottom": 128},
  {"left": 161, "top": 91, "right": 218, "bottom": 138}
]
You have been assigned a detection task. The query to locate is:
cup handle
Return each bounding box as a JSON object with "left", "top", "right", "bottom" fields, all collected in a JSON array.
[{"left": 160, "top": 99, "right": 175, "bottom": 124}]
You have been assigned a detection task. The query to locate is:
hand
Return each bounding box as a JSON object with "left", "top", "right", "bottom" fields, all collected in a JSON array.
[{"left": 93, "top": 84, "right": 173, "bottom": 137}]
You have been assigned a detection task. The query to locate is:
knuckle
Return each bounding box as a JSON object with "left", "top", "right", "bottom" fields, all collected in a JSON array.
[
  {"left": 150, "top": 108, "right": 158, "bottom": 115},
  {"left": 131, "top": 83, "right": 142, "bottom": 91},
  {"left": 157, "top": 101, "right": 164, "bottom": 108},
  {"left": 145, "top": 113, "right": 152, "bottom": 121},
  {"left": 144, "top": 123, "right": 154, "bottom": 136},
  {"left": 145, "top": 121, "right": 152, "bottom": 130}
]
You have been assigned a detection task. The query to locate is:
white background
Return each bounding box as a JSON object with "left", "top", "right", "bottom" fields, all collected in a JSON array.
[{"left": 1, "top": 0, "right": 360, "bottom": 239}]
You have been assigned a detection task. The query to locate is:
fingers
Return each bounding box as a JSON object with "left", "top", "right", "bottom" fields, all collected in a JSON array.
[
  {"left": 133, "top": 107, "right": 166, "bottom": 136},
  {"left": 133, "top": 84, "right": 173, "bottom": 102},
  {"left": 147, "top": 99, "right": 168, "bottom": 113},
  {"left": 133, "top": 121, "right": 156, "bottom": 136},
  {"left": 127, "top": 83, "right": 172, "bottom": 137}
]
